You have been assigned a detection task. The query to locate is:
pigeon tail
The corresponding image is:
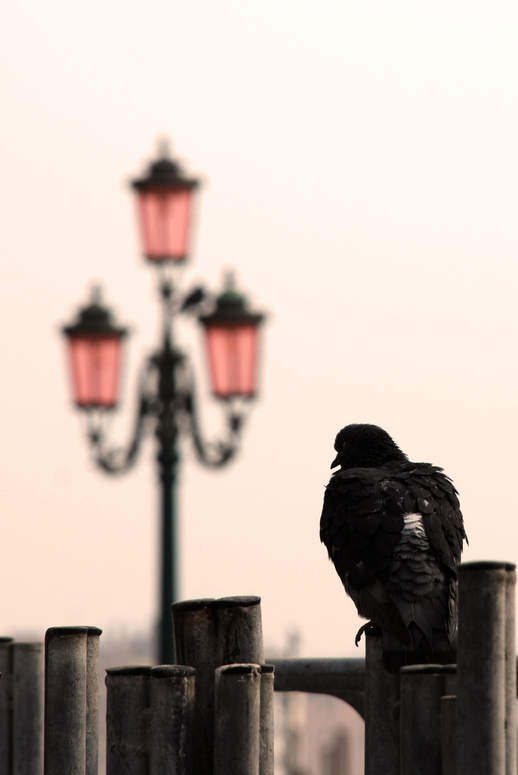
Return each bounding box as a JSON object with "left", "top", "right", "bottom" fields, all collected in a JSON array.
[{"left": 382, "top": 624, "right": 456, "bottom": 673}]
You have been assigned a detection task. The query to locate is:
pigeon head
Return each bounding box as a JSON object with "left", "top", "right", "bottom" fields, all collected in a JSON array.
[{"left": 331, "top": 424, "right": 408, "bottom": 469}]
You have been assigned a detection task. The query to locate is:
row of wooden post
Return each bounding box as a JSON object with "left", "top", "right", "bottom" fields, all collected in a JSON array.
[
  {"left": 104, "top": 662, "right": 274, "bottom": 775},
  {"left": 0, "top": 596, "right": 273, "bottom": 775},
  {"left": 365, "top": 560, "right": 517, "bottom": 775},
  {"left": 0, "top": 561, "right": 516, "bottom": 774}
]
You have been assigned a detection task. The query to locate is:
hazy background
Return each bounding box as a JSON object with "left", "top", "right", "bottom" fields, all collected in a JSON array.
[{"left": 1, "top": 0, "right": 518, "bottom": 658}]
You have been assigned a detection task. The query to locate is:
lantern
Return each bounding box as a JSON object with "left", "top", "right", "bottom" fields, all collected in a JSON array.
[
  {"left": 131, "top": 145, "right": 200, "bottom": 263},
  {"left": 63, "top": 289, "right": 128, "bottom": 409},
  {"left": 199, "top": 278, "right": 264, "bottom": 399}
]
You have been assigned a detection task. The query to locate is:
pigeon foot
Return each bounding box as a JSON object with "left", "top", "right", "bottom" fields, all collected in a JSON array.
[{"left": 355, "top": 621, "right": 382, "bottom": 646}]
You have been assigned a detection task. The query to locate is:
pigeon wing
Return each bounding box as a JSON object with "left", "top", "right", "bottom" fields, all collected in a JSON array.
[{"left": 320, "top": 466, "right": 411, "bottom": 644}]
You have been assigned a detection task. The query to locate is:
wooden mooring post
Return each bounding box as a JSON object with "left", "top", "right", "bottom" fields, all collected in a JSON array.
[
  {"left": 457, "top": 561, "right": 516, "bottom": 775},
  {"left": 399, "top": 664, "right": 456, "bottom": 775},
  {"left": 0, "top": 639, "right": 43, "bottom": 775},
  {"left": 44, "top": 626, "right": 101, "bottom": 775},
  {"left": 259, "top": 663, "right": 275, "bottom": 775},
  {"left": 149, "top": 665, "right": 196, "bottom": 775},
  {"left": 364, "top": 631, "right": 399, "bottom": 775},
  {"left": 0, "top": 560, "right": 517, "bottom": 773},
  {"left": 214, "top": 664, "right": 261, "bottom": 775}
]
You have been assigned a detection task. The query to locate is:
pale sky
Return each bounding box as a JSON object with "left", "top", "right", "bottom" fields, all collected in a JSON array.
[{"left": 1, "top": 0, "right": 518, "bottom": 658}]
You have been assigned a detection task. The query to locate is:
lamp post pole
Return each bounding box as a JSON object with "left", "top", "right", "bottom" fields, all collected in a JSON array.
[
  {"left": 62, "top": 144, "right": 265, "bottom": 664},
  {"left": 156, "top": 316, "right": 180, "bottom": 662}
]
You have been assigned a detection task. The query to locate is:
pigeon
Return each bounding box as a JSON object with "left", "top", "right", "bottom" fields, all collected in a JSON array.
[
  {"left": 320, "top": 424, "right": 466, "bottom": 672},
  {"left": 180, "top": 286, "right": 205, "bottom": 313}
]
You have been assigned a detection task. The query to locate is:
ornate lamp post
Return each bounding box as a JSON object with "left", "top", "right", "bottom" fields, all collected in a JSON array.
[{"left": 62, "top": 144, "right": 266, "bottom": 664}]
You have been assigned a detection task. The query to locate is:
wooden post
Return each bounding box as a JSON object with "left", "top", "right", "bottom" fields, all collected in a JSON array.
[
  {"left": 12, "top": 642, "right": 44, "bottom": 775},
  {"left": 44, "top": 627, "right": 90, "bottom": 775},
  {"left": 214, "top": 665, "right": 261, "bottom": 775},
  {"left": 149, "top": 665, "right": 196, "bottom": 775},
  {"left": 259, "top": 665, "right": 274, "bottom": 775},
  {"left": 0, "top": 637, "right": 14, "bottom": 774},
  {"left": 505, "top": 567, "right": 517, "bottom": 775},
  {"left": 400, "top": 664, "right": 456, "bottom": 775},
  {"left": 105, "top": 666, "right": 151, "bottom": 775},
  {"left": 364, "top": 631, "right": 399, "bottom": 775},
  {"left": 86, "top": 628, "right": 102, "bottom": 775},
  {"left": 457, "top": 561, "right": 513, "bottom": 775}
]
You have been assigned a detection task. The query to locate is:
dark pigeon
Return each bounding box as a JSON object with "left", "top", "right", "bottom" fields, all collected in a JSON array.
[
  {"left": 180, "top": 286, "right": 205, "bottom": 313},
  {"left": 320, "top": 424, "right": 467, "bottom": 672}
]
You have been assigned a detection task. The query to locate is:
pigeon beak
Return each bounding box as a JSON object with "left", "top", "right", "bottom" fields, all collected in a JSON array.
[{"left": 331, "top": 455, "right": 340, "bottom": 469}]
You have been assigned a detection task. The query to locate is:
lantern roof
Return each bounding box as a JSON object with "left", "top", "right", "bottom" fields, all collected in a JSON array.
[
  {"left": 131, "top": 142, "right": 200, "bottom": 192},
  {"left": 63, "top": 288, "right": 128, "bottom": 339},
  {"left": 199, "top": 274, "right": 265, "bottom": 328}
]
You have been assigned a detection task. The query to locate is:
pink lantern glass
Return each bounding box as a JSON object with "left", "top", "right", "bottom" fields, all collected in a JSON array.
[
  {"left": 63, "top": 289, "right": 128, "bottom": 409},
  {"left": 199, "top": 278, "right": 264, "bottom": 400},
  {"left": 136, "top": 187, "right": 193, "bottom": 262},
  {"left": 204, "top": 324, "right": 259, "bottom": 399},
  {"left": 132, "top": 147, "right": 199, "bottom": 263},
  {"left": 67, "top": 335, "right": 123, "bottom": 408}
]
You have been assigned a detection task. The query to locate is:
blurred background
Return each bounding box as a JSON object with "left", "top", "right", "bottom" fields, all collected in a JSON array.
[{"left": 1, "top": 3, "right": 518, "bottom": 769}]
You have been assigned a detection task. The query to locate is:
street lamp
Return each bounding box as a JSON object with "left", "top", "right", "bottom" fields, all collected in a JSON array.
[{"left": 62, "top": 143, "right": 266, "bottom": 664}]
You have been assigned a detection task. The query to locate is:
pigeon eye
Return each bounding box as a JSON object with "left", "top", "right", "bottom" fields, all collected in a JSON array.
[{"left": 342, "top": 442, "right": 347, "bottom": 449}]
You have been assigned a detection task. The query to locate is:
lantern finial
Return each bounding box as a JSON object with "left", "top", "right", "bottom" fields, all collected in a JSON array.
[
  {"left": 90, "top": 283, "right": 103, "bottom": 305},
  {"left": 157, "top": 137, "right": 171, "bottom": 160},
  {"left": 223, "top": 269, "right": 236, "bottom": 292}
]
